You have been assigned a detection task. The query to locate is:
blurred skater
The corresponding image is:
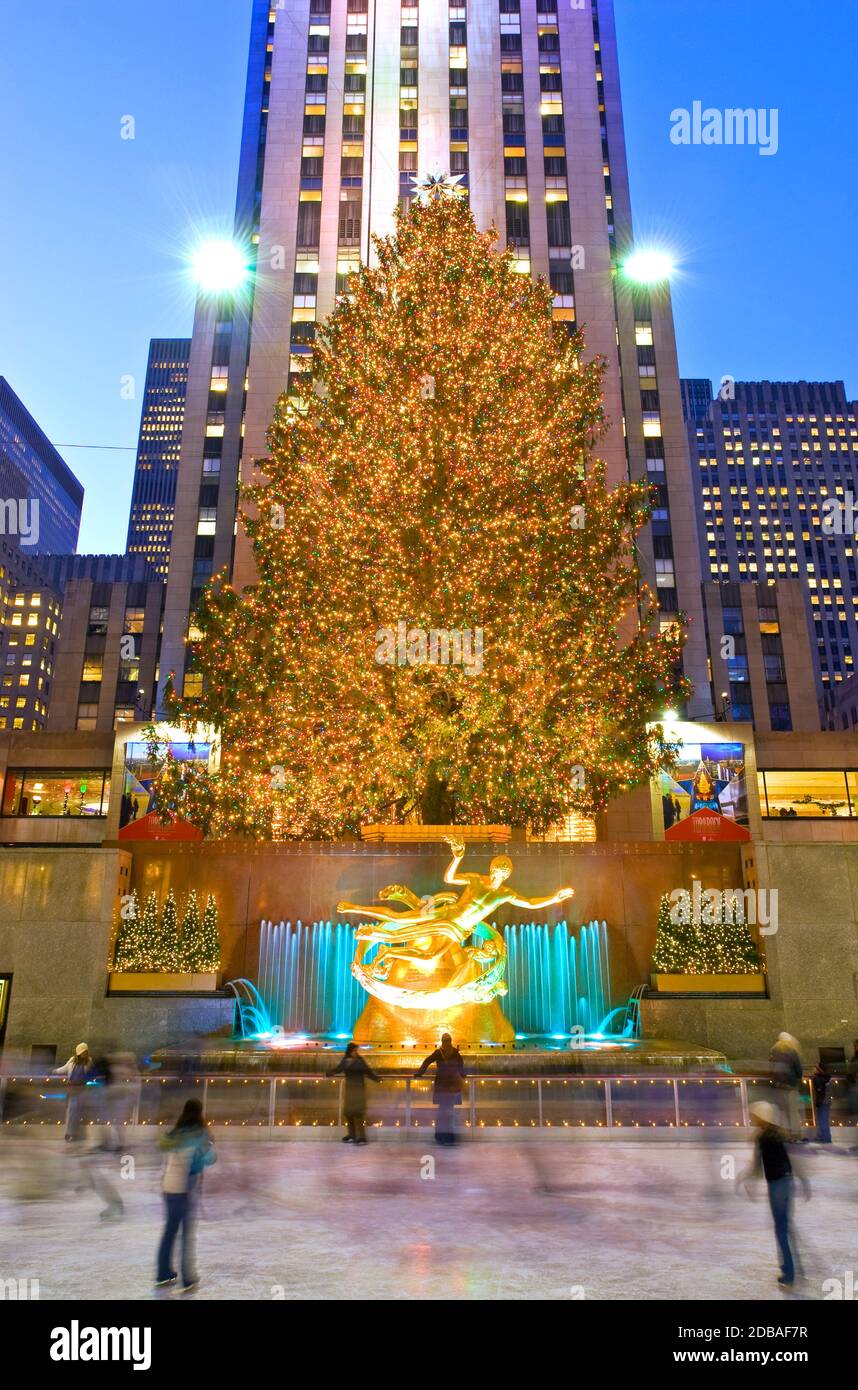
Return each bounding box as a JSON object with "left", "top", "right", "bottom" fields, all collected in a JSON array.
[
  {"left": 53, "top": 1043, "right": 94, "bottom": 1141},
  {"left": 846, "top": 1040, "right": 858, "bottom": 1142},
  {"left": 327, "top": 1042, "right": 381, "bottom": 1144},
  {"left": 155, "top": 1099, "right": 216, "bottom": 1293},
  {"left": 741, "top": 1101, "right": 810, "bottom": 1289},
  {"left": 811, "top": 1061, "right": 832, "bottom": 1144},
  {"left": 770, "top": 1032, "right": 804, "bottom": 1139},
  {"left": 415, "top": 1034, "right": 466, "bottom": 1145}
]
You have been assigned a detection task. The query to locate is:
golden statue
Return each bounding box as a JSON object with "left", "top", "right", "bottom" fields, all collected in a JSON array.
[{"left": 338, "top": 839, "right": 574, "bottom": 1046}]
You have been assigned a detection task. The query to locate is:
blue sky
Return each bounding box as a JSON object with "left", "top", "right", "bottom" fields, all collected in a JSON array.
[{"left": 0, "top": 0, "right": 855, "bottom": 552}]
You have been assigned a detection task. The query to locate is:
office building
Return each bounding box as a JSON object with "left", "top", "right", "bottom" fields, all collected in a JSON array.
[
  {"left": 685, "top": 378, "right": 858, "bottom": 702},
  {"left": 125, "top": 339, "right": 191, "bottom": 577},
  {"left": 159, "top": 0, "right": 710, "bottom": 714},
  {"left": 0, "top": 377, "right": 83, "bottom": 557}
]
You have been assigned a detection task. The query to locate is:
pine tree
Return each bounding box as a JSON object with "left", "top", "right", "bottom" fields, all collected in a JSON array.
[
  {"left": 111, "top": 889, "right": 142, "bottom": 971},
  {"left": 652, "top": 893, "right": 692, "bottom": 973},
  {"left": 710, "top": 890, "right": 762, "bottom": 973},
  {"left": 161, "top": 191, "right": 686, "bottom": 838},
  {"left": 134, "top": 891, "right": 161, "bottom": 971},
  {"left": 191, "top": 895, "right": 221, "bottom": 974},
  {"left": 156, "top": 890, "right": 180, "bottom": 973},
  {"left": 177, "top": 891, "right": 202, "bottom": 973}
]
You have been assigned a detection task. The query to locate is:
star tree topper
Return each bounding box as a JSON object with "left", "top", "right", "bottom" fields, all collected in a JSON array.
[{"left": 410, "top": 169, "right": 466, "bottom": 202}]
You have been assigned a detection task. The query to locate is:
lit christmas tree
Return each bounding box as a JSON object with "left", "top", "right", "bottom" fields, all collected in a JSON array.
[
  {"left": 176, "top": 891, "right": 202, "bottom": 973},
  {"left": 136, "top": 891, "right": 161, "bottom": 971},
  {"left": 193, "top": 895, "right": 221, "bottom": 974},
  {"left": 156, "top": 890, "right": 180, "bottom": 973},
  {"left": 709, "top": 890, "right": 762, "bottom": 973},
  {"left": 162, "top": 193, "right": 687, "bottom": 838},
  {"left": 651, "top": 893, "right": 690, "bottom": 973},
  {"left": 111, "top": 889, "right": 142, "bottom": 971}
]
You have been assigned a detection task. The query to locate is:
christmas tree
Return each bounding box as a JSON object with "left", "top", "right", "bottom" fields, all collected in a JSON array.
[
  {"left": 193, "top": 895, "right": 221, "bottom": 974},
  {"left": 135, "top": 891, "right": 161, "bottom": 971},
  {"left": 162, "top": 192, "right": 687, "bottom": 838},
  {"left": 176, "top": 891, "right": 202, "bottom": 973},
  {"left": 651, "top": 893, "right": 691, "bottom": 973},
  {"left": 709, "top": 890, "right": 762, "bottom": 973},
  {"left": 111, "top": 889, "right": 142, "bottom": 971},
  {"left": 155, "top": 890, "right": 180, "bottom": 973}
]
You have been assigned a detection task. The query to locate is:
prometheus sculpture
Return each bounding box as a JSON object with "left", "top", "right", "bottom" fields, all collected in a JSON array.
[{"left": 338, "top": 839, "right": 574, "bottom": 1045}]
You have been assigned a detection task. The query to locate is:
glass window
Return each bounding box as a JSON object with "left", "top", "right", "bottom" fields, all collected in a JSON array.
[
  {"left": 82, "top": 656, "right": 103, "bottom": 682},
  {"left": 88, "top": 606, "right": 110, "bottom": 636},
  {"left": 758, "top": 770, "right": 853, "bottom": 818},
  {"left": 1, "top": 770, "right": 110, "bottom": 818},
  {"left": 123, "top": 608, "right": 145, "bottom": 634}
]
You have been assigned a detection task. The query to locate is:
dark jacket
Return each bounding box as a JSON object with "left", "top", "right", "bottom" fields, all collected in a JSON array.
[
  {"left": 327, "top": 1054, "right": 381, "bottom": 1114},
  {"left": 812, "top": 1071, "right": 832, "bottom": 1107},
  {"left": 415, "top": 1047, "right": 466, "bottom": 1103},
  {"left": 770, "top": 1042, "right": 802, "bottom": 1089}
]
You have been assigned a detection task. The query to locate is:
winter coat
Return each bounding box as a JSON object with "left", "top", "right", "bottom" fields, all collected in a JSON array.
[
  {"left": 770, "top": 1041, "right": 802, "bottom": 1089},
  {"left": 415, "top": 1048, "right": 466, "bottom": 1104},
  {"left": 327, "top": 1054, "right": 381, "bottom": 1115},
  {"left": 160, "top": 1125, "right": 216, "bottom": 1194}
]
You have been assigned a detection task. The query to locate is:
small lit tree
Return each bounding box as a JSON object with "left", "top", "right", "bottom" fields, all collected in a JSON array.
[
  {"left": 176, "top": 891, "right": 202, "bottom": 973},
  {"left": 192, "top": 894, "right": 221, "bottom": 974},
  {"left": 155, "top": 890, "right": 180, "bottom": 973},
  {"left": 651, "top": 893, "right": 691, "bottom": 973},
  {"left": 111, "top": 889, "right": 142, "bottom": 971}
]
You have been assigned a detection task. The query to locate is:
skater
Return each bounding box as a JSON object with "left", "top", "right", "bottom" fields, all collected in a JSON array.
[
  {"left": 811, "top": 1061, "right": 832, "bottom": 1144},
  {"left": 155, "top": 1099, "right": 216, "bottom": 1293},
  {"left": 741, "top": 1101, "right": 810, "bottom": 1289},
  {"left": 53, "top": 1043, "right": 94, "bottom": 1141},
  {"left": 327, "top": 1042, "right": 381, "bottom": 1144},
  {"left": 770, "top": 1031, "right": 804, "bottom": 1139},
  {"left": 414, "top": 1033, "right": 466, "bottom": 1145}
]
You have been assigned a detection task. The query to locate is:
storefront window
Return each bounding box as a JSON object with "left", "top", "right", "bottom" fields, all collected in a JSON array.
[
  {"left": 1, "top": 770, "right": 110, "bottom": 818},
  {"left": 757, "top": 770, "right": 854, "bottom": 819}
]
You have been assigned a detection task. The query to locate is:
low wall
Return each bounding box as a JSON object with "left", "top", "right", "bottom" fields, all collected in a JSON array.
[{"left": 1, "top": 838, "right": 855, "bottom": 1063}]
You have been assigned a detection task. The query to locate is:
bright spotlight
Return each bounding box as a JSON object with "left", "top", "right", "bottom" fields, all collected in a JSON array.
[
  {"left": 662, "top": 708, "right": 678, "bottom": 722},
  {"left": 622, "top": 249, "right": 675, "bottom": 285},
  {"left": 191, "top": 239, "right": 249, "bottom": 292}
]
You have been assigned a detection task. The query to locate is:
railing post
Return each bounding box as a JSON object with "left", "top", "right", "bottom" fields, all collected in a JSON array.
[
  {"left": 404, "top": 1077, "right": 411, "bottom": 1133},
  {"left": 672, "top": 1079, "right": 681, "bottom": 1129},
  {"left": 537, "top": 1078, "right": 544, "bottom": 1129},
  {"left": 336, "top": 1078, "right": 343, "bottom": 1129},
  {"left": 739, "top": 1079, "right": 750, "bottom": 1127},
  {"left": 604, "top": 1078, "right": 613, "bottom": 1130},
  {"left": 468, "top": 1078, "right": 476, "bottom": 1134},
  {"left": 268, "top": 1079, "right": 276, "bottom": 1134},
  {"left": 131, "top": 1077, "right": 141, "bottom": 1130},
  {"left": 0, "top": 1076, "right": 6, "bottom": 1123}
]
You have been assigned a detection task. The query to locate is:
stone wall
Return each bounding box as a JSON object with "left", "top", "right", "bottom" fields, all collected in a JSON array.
[{"left": 0, "top": 847, "right": 231, "bottom": 1059}]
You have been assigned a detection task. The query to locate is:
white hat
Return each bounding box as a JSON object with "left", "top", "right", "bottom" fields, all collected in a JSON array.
[
  {"left": 750, "top": 1101, "right": 781, "bottom": 1126},
  {"left": 777, "top": 1032, "right": 798, "bottom": 1047},
  {"left": 75, "top": 1042, "right": 89, "bottom": 1055}
]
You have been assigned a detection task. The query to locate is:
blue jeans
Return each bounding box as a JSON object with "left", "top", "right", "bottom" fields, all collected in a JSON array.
[
  {"left": 816, "top": 1104, "right": 831, "bottom": 1143},
  {"left": 157, "top": 1191, "right": 196, "bottom": 1285},
  {"left": 767, "top": 1176, "right": 795, "bottom": 1284}
]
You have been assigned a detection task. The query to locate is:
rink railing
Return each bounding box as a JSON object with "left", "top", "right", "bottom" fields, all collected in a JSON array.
[{"left": 1, "top": 1073, "right": 855, "bottom": 1135}]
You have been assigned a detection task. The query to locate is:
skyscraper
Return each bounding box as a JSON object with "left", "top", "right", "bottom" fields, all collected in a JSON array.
[
  {"left": 0, "top": 377, "right": 83, "bottom": 557},
  {"left": 125, "top": 338, "right": 191, "bottom": 577},
  {"left": 160, "top": 0, "right": 710, "bottom": 714},
  {"left": 684, "top": 378, "right": 858, "bottom": 703}
]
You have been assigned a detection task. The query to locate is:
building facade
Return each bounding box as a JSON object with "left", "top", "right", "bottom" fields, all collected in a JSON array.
[
  {"left": 125, "top": 338, "right": 191, "bottom": 577},
  {"left": 684, "top": 378, "right": 858, "bottom": 704},
  {"left": 702, "top": 579, "right": 819, "bottom": 733},
  {"left": 159, "top": 0, "right": 710, "bottom": 714},
  {"left": 36, "top": 555, "right": 164, "bottom": 733},
  {"left": 0, "top": 377, "right": 83, "bottom": 558}
]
